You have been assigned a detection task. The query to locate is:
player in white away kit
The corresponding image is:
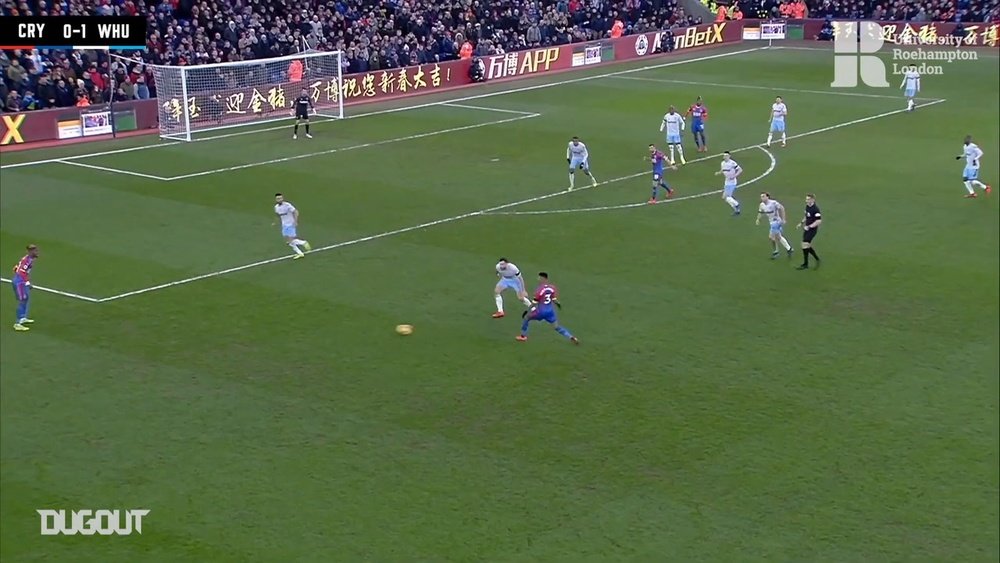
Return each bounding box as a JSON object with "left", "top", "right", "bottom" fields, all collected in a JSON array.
[
  {"left": 659, "top": 106, "right": 686, "bottom": 165},
  {"left": 715, "top": 151, "right": 743, "bottom": 215},
  {"left": 956, "top": 135, "right": 992, "bottom": 198},
  {"left": 566, "top": 136, "right": 598, "bottom": 190},
  {"left": 899, "top": 65, "right": 920, "bottom": 112},
  {"left": 756, "top": 192, "right": 794, "bottom": 258},
  {"left": 766, "top": 96, "right": 787, "bottom": 147},
  {"left": 492, "top": 258, "right": 533, "bottom": 318},
  {"left": 274, "top": 193, "right": 311, "bottom": 259}
]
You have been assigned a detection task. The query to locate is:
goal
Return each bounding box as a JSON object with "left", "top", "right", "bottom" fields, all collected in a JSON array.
[{"left": 131, "top": 51, "right": 344, "bottom": 142}]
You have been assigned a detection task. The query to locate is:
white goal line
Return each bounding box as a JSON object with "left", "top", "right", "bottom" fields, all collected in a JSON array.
[{"left": 0, "top": 99, "right": 941, "bottom": 304}]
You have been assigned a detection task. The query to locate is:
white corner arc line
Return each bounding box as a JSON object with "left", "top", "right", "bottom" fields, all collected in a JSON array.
[
  {"left": 0, "top": 47, "right": 767, "bottom": 171},
  {"left": 161, "top": 113, "right": 541, "bottom": 181},
  {"left": 614, "top": 75, "right": 940, "bottom": 101},
  {"left": 95, "top": 100, "right": 939, "bottom": 303},
  {"left": 56, "top": 159, "right": 173, "bottom": 181},
  {"left": 490, "top": 146, "right": 777, "bottom": 216},
  {"left": 0, "top": 277, "right": 101, "bottom": 303}
]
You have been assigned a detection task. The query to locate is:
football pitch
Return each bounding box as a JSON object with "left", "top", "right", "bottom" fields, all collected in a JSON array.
[{"left": 1, "top": 44, "right": 998, "bottom": 561}]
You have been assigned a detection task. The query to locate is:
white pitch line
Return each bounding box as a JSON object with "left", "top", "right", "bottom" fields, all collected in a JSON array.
[
  {"left": 56, "top": 159, "right": 173, "bottom": 181},
  {"left": 95, "top": 100, "right": 940, "bottom": 303},
  {"left": 440, "top": 103, "right": 539, "bottom": 116},
  {"left": 0, "top": 47, "right": 767, "bottom": 171},
  {"left": 614, "top": 75, "right": 942, "bottom": 101},
  {"left": 0, "top": 277, "right": 101, "bottom": 303},
  {"left": 161, "top": 113, "right": 541, "bottom": 181},
  {"left": 490, "top": 146, "right": 777, "bottom": 216}
]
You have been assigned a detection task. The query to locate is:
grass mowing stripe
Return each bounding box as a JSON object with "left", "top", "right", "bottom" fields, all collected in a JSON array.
[{"left": 97, "top": 101, "right": 942, "bottom": 303}]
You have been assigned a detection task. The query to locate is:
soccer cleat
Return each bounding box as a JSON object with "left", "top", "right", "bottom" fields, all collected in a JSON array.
[
  {"left": 733, "top": 207, "right": 741, "bottom": 216},
  {"left": 570, "top": 336, "right": 579, "bottom": 345},
  {"left": 492, "top": 312, "right": 505, "bottom": 318},
  {"left": 306, "top": 134, "right": 313, "bottom": 139},
  {"left": 18, "top": 318, "right": 34, "bottom": 324},
  {"left": 986, "top": 185, "right": 992, "bottom": 195},
  {"left": 666, "top": 190, "right": 674, "bottom": 199},
  {"left": 293, "top": 254, "right": 304, "bottom": 260},
  {"left": 787, "top": 248, "right": 794, "bottom": 258},
  {"left": 302, "top": 241, "right": 312, "bottom": 251},
  {"left": 679, "top": 158, "right": 686, "bottom": 165},
  {"left": 965, "top": 193, "right": 978, "bottom": 198},
  {"left": 515, "top": 335, "right": 528, "bottom": 341},
  {"left": 13, "top": 323, "right": 29, "bottom": 331},
  {"left": 813, "top": 258, "right": 821, "bottom": 269},
  {"left": 647, "top": 198, "right": 657, "bottom": 205},
  {"left": 771, "top": 251, "right": 779, "bottom": 259},
  {"left": 293, "top": 134, "right": 297, "bottom": 140},
  {"left": 796, "top": 264, "right": 809, "bottom": 270}
]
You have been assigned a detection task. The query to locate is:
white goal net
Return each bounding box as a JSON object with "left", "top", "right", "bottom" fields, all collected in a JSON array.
[{"left": 124, "top": 51, "right": 344, "bottom": 141}]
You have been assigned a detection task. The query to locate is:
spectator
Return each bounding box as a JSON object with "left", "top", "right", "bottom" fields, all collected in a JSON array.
[{"left": 37, "top": 75, "right": 56, "bottom": 108}]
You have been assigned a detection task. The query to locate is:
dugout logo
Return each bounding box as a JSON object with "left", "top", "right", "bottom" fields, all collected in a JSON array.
[
  {"left": 37, "top": 509, "right": 150, "bottom": 536},
  {"left": 832, "top": 21, "right": 891, "bottom": 88}
]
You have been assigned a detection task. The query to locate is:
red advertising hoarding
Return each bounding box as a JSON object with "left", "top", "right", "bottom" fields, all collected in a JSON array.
[{"left": 803, "top": 20, "right": 999, "bottom": 47}]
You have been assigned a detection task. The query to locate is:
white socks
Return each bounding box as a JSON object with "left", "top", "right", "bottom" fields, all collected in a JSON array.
[
  {"left": 725, "top": 196, "right": 739, "bottom": 209},
  {"left": 289, "top": 243, "right": 304, "bottom": 256},
  {"left": 676, "top": 145, "right": 685, "bottom": 162},
  {"left": 292, "top": 238, "right": 308, "bottom": 247},
  {"left": 521, "top": 296, "right": 532, "bottom": 307},
  {"left": 779, "top": 236, "right": 791, "bottom": 251},
  {"left": 568, "top": 173, "right": 575, "bottom": 189},
  {"left": 965, "top": 181, "right": 975, "bottom": 194},
  {"left": 495, "top": 294, "right": 504, "bottom": 313},
  {"left": 766, "top": 134, "right": 772, "bottom": 145},
  {"left": 781, "top": 133, "right": 786, "bottom": 145},
  {"left": 972, "top": 180, "right": 987, "bottom": 190}
]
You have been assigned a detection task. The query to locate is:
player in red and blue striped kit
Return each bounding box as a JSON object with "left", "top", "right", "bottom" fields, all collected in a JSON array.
[
  {"left": 12, "top": 244, "right": 38, "bottom": 332},
  {"left": 516, "top": 272, "right": 579, "bottom": 344},
  {"left": 648, "top": 144, "right": 676, "bottom": 204},
  {"left": 686, "top": 97, "right": 708, "bottom": 152}
]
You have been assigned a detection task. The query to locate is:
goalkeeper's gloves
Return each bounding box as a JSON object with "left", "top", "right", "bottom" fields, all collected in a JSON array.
[
  {"left": 555, "top": 301, "right": 562, "bottom": 309},
  {"left": 521, "top": 310, "right": 529, "bottom": 319}
]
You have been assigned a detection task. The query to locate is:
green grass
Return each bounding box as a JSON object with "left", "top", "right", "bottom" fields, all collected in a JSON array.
[{"left": 1, "top": 44, "right": 997, "bottom": 562}]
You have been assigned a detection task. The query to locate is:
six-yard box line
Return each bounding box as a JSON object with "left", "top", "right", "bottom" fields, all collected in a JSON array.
[{"left": 0, "top": 47, "right": 947, "bottom": 303}]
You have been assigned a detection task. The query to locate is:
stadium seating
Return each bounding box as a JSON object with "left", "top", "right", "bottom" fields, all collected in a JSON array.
[{"left": 1, "top": 0, "right": 702, "bottom": 111}]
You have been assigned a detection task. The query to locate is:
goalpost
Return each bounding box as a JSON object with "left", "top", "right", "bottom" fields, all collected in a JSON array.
[{"left": 118, "top": 51, "right": 344, "bottom": 142}]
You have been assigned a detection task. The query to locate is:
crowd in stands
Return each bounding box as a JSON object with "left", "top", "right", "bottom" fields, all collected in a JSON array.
[
  {"left": 3, "top": 0, "right": 998, "bottom": 112},
  {"left": 2, "top": 0, "right": 701, "bottom": 112}
]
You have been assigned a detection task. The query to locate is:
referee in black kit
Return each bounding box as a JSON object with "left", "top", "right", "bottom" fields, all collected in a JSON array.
[{"left": 796, "top": 193, "right": 822, "bottom": 270}]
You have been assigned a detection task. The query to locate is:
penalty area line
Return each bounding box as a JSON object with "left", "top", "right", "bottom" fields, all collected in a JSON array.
[
  {"left": 488, "top": 146, "right": 777, "bottom": 216},
  {"left": 92, "top": 100, "right": 943, "bottom": 303},
  {"left": 0, "top": 277, "right": 101, "bottom": 303}
]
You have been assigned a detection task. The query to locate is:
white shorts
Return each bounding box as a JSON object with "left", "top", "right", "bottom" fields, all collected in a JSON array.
[
  {"left": 724, "top": 182, "right": 738, "bottom": 197},
  {"left": 497, "top": 277, "right": 524, "bottom": 292},
  {"left": 770, "top": 120, "right": 785, "bottom": 133},
  {"left": 905, "top": 88, "right": 917, "bottom": 98},
  {"left": 570, "top": 156, "right": 589, "bottom": 170},
  {"left": 963, "top": 166, "right": 979, "bottom": 180},
  {"left": 281, "top": 225, "right": 297, "bottom": 238},
  {"left": 666, "top": 133, "right": 681, "bottom": 144}
]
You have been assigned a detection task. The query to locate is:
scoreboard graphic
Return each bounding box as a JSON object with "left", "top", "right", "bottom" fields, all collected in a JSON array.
[{"left": 0, "top": 16, "right": 146, "bottom": 50}]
